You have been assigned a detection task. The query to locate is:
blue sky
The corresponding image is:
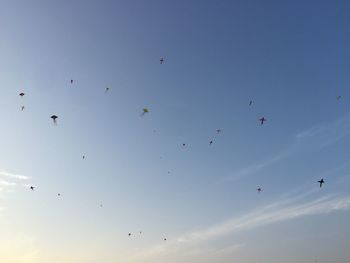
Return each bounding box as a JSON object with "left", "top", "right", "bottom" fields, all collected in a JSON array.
[{"left": 0, "top": 0, "right": 350, "bottom": 262}]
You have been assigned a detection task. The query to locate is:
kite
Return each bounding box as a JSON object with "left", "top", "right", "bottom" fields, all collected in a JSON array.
[
  {"left": 259, "top": 117, "right": 267, "bottom": 125},
  {"left": 51, "top": 115, "right": 58, "bottom": 125},
  {"left": 318, "top": 178, "right": 325, "bottom": 188},
  {"left": 141, "top": 108, "right": 149, "bottom": 116}
]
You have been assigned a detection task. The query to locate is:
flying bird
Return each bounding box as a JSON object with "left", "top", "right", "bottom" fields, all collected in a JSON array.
[
  {"left": 318, "top": 178, "right": 325, "bottom": 188},
  {"left": 257, "top": 187, "right": 262, "bottom": 192},
  {"left": 19, "top": 92, "right": 25, "bottom": 97},
  {"left": 216, "top": 129, "right": 222, "bottom": 134},
  {"left": 21, "top": 106, "right": 25, "bottom": 111},
  {"left": 58, "top": 193, "right": 61, "bottom": 196},
  {"left": 30, "top": 186, "right": 35, "bottom": 191},
  {"left": 164, "top": 238, "right": 167, "bottom": 241},
  {"left": 182, "top": 143, "right": 186, "bottom": 147},
  {"left": 51, "top": 115, "right": 58, "bottom": 125},
  {"left": 160, "top": 57, "right": 164, "bottom": 64},
  {"left": 209, "top": 140, "right": 213, "bottom": 145},
  {"left": 141, "top": 108, "right": 149, "bottom": 116},
  {"left": 82, "top": 155, "right": 85, "bottom": 159},
  {"left": 105, "top": 87, "right": 110, "bottom": 93},
  {"left": 259, "top": 117, "right": 267, "bottom": 125},
  {"left": 249, "top": 100, "right": 253, "bottom": 106},
  {"left": 128, "top": 233, "right": 132, "bottom": 237},
  {"left": 70, "top": 79, "right": 73, "bottom": 84},
  {"left": 337, "top": 95, "right": 342, "bottom": 100}
]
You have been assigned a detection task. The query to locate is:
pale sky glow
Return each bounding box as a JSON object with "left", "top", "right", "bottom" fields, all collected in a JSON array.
[{"left": 1, "top": 1, "right": 350, "bottom": 262}]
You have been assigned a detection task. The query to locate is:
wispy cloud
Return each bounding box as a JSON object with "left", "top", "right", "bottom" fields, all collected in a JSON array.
[
  {"left": 226, "top": 114, "right": 350, "bottom": 182},
  {"left": 224, "top": 149, "right": 292, "bottom": 182},
  {"left": 130, "top": 194, "right": 350, "bottom": 262},
  {"left": 296, "top": 114, "right": 350, "bottom": 147},
  {"left": 178, "top": 195, "right": 350, "bottom": 243},
  {"left": 0, "top": 170, "right": 31, "bottom": 195},
  {"left": 0, "top": 180, "right": 17, "bottom": 186},
  {"left": 0, "top": 170, "right": 30, "bottom": 180}
]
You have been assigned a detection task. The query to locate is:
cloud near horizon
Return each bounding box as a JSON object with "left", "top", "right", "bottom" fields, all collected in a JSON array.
[
  {"left": 129, "top": 194, "right": 350, "bottom": 262},
  {"left": 0, "top": 170, "right": 30, "bottom": 180}
]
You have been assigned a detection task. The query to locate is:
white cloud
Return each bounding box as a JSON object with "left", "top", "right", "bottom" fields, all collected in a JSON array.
[
  {"left": 0, "top": 180, "right": 16, "bottom": 186},
  {"left": 0, "top": 170, "right": 31, "bottom": 195},
  {"left": 186, "top": 195, "right": 350, "bottom": 242},
  {"left": 0, "top": 170, "right": 30, "bottom": 180},
  {"left": 131, "top": 194, "right": 350, "bottom": 262}
]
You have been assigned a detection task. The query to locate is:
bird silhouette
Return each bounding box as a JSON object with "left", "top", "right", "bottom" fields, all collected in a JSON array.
[{"left": 30, "top": 186, "right": 35, "bottom": 191}]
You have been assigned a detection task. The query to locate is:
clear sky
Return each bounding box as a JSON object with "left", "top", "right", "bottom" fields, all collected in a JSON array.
[{"left": 0, "top": 0, "right": 350, "bottom": 262}]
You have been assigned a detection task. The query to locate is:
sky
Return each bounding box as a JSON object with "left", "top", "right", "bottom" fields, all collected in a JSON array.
[{"left": 0, "top": 0, "right": 350, "bottom": 262}]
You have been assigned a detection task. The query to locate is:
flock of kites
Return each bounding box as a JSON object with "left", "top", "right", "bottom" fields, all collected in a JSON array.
[{"left": 18, "top": 56, "right": 329, "bottom": 241}]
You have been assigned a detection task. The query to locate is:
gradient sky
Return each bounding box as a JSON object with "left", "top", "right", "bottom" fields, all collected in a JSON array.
[{"left": 1, "top": 0, "right": 350, "bottom": 262}]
